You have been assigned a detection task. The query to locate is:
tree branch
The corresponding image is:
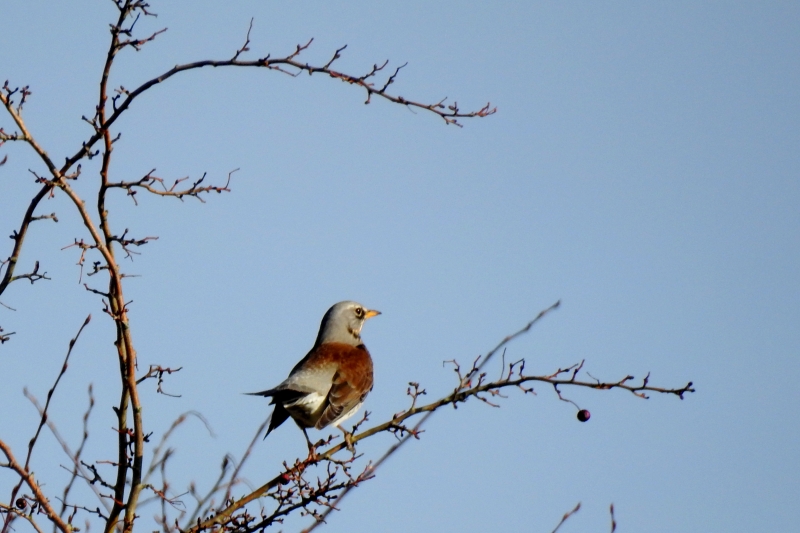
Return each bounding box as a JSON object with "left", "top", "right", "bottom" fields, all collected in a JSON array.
[
  {"left": 108, "top": 169, "right": 235, "bottom": 205},
  {"left": 58, "top": 20, "right": 493, "bottom": 180}
]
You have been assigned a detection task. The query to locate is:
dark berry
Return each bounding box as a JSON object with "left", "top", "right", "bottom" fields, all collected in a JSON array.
[{"left": 577, "top": 409, "right": 591, "bottom": 422}]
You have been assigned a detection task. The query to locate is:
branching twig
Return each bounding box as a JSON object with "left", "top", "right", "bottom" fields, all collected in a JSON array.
[
  {"left": 58, "top": 30, "right": 492, "bottom": 181},
  {"left": 0, "top": 326, "right": 15, "bottom": 344},
  {"left": 108, "top": 169, "right": 235, "bottom": 205},
  {"left": 136, "top": 365, "right": 183, "bottom": 397},
  {"left": 9, "top": 260, "right": 50, "bottom": 284},
  {"left": 231, "top": 19, "right": 254, "bottom": 61}
]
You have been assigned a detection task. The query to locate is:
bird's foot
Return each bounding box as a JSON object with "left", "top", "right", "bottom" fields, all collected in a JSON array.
[
  {"left": 338, "top": 427, "right": 355, "bottom": 452},
  {"left": 303, "top": 429, "right": 320, "bottom": 462},
  {"left": 305, "top": 445, "right": 319, "bottom": 462}
]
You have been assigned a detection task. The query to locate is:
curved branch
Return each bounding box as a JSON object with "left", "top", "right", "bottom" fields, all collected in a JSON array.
[
  {"left": 0, "top": 185, "right": 54, "bottom": 298},
  {"left": 60, "top": 31, "right": 494, "bottom": 176}
]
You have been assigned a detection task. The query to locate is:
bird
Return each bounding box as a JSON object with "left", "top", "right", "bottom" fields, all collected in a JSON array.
[{"left": 247, "top": 301, "right": 380, "bottom": 452}]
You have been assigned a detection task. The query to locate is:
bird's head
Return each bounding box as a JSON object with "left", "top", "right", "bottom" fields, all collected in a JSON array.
[{"left": 315, "top": 301, "right": 380, "bottom": 346}]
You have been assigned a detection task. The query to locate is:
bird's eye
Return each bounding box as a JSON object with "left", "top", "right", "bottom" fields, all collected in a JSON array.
[{"left": 355, "top": 307, "right": 364, "bottom": 318}]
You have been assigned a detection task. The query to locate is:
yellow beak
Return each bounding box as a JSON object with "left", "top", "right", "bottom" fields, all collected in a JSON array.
[{"left": 365, "top": 309, "right": 381, "bottom": 319}]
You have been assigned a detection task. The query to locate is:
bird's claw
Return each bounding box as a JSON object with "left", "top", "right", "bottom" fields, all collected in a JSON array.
[
  {"left": 341, "top": 430, "right": 355, "bottom": 452},
  {"left": 306, "top": 446, "right": 319, "bottom": 462}
]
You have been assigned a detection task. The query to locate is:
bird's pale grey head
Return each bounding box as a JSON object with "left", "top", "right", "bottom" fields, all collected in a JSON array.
[{"left": 315, "top": 301, "right": 380, "bottom": 347}]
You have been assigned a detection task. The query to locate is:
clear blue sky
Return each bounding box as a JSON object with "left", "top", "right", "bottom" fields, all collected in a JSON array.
[{"left": 1, "top": 2, "right": 798, "bottom": 532}]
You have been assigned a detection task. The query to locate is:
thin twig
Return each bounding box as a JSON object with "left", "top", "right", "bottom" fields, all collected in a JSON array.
[
  {"left": 610, "top": 503, "right": 617, "bottom": 532},
  {"left": 22, "top": 385, "right": 109, "bottom": 516},
  {"left": 551, "top": 502, "right": 581, "bottom": 533}
]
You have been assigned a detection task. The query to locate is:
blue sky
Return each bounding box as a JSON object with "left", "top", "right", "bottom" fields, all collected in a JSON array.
[{"left": 1, "top": 2, "right": 798, "bottom": 532}]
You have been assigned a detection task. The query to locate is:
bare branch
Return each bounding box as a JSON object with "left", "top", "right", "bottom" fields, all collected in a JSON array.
[
  {"left": 0, "top": 128, "right": 24, "bottom": 143},
  {"left": 31, "top": 213, "right": 59, "bottom": 223},
  {"left": 59, "top": 35, "right": 493, "bottom": 178},
  {"left": 136, "top": 365, "right": 183, "bottom": 397},
  {"left": 551, "top": 502, "right": 581, "bottom": 533},
  {"left": 110, "top": 228, "right": 159, "bottom": 260},
  {"left": 0, "top": 326, "right": 14, "bottom": 344},
  {"left": 231, "top": 19, "right": 254, "bottom": 61},
  {"left": 9, "top": 260, "right": 50, "bottom": 285},
  {"left": 0, "top": 180, "right": 61, "bottom": 305},
  {"left": 108, "top": 169, "right": 235, "bottom": 205}
]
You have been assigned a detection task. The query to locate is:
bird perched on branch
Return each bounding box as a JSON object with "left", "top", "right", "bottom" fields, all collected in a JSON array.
[{"left": 248, "top": 301, "right": 380, "bottom": 452}]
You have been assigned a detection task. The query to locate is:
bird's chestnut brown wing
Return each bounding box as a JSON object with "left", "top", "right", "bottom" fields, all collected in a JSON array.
[{"left": 314, "top": 344, "right": 374, "bottom": 429}]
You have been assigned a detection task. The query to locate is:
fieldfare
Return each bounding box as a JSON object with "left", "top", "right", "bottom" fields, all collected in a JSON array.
[{"left": 248, "top": 301, "right": 380, "bottom": 451}]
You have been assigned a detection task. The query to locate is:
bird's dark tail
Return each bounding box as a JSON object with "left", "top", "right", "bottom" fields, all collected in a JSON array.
[
  {"left": 245, "top": 388, "right": 277, "bottom": 397},
  {"left": 248, "top": 387, "right": 309, "bottom": 439},
  {"left": 265, "top": 403, "right": 291, "bottom": 439},
  {"left": 247, "top": 389, "right": 296, "bottom": 439}
]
